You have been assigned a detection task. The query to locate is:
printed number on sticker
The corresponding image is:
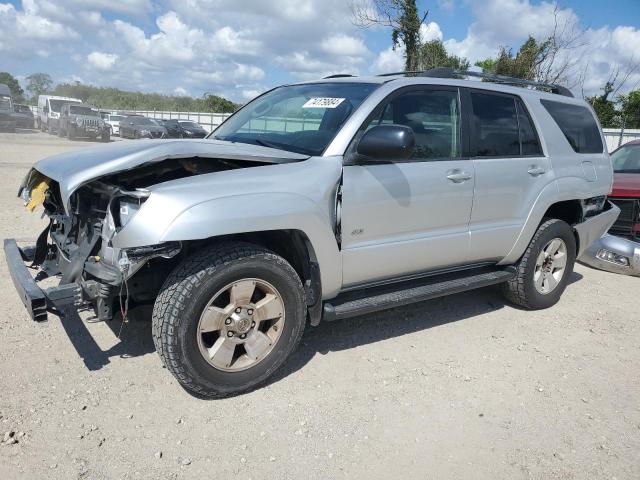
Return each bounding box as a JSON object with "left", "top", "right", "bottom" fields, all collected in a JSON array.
[{"left": 303, "top": 97, "right": 346, "bottom": 108}]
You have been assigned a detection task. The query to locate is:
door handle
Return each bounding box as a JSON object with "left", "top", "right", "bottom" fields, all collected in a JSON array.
[
  {"left": 446, "top": 171, "right": 472, "bottom": 183},
  {"left": 527, "top": 166, "right": 546, "bottom": 177}
]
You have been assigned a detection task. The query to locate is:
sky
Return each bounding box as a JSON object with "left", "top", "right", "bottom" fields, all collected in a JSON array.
[{"left": 0, "top": 0, "right": 639, "bottom": 102}]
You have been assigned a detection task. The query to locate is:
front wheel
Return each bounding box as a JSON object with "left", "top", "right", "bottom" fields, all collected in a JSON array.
[
  {"left": 152, "top": 243, "right": 306, "bottom": 398},
  {"left": 502, "top": 219, "right": 576, "bottom": 310}
]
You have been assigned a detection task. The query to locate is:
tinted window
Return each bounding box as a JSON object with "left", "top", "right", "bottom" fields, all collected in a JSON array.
[
  {"left": 471, "top": 92, "right": 519, "bottom": 157},
  {"left": 365, "top": 89, "right": 461, "bottom": 159},
  {"left": 516, "top": 99, "right": 542, "bottom": 155},
  {"left": 541, "top": 100, "right": 603, "bottom": 153}
]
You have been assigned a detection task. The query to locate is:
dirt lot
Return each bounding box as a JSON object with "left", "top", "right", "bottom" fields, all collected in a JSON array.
[{"left": 0, "top": 131, "right": 639, "bottom": 480}]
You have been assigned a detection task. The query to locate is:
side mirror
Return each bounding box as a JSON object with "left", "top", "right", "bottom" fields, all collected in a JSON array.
[{"left": 356, "top": 124, "right": 415, "bottom": 161}]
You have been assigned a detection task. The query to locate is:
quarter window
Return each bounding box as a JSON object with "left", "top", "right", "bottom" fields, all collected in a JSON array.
[
  {"left": 541, "top": 99, "right": 603, "bottom": 154},
  {"left": 366, "top": 89, "right": 461, "bottom": 160}
]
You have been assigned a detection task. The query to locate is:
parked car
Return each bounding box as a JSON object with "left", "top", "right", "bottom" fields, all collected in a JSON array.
[
  {"left": 580, "top": 140, "right": 640, "bottom": 275},
  {"left": 37, "top": 95, "right": 82, "bottom": 134},
  {"left": 12, "top": 104, "right": 35, "bottom": 129},
  {"left": 119, "top": 116, "right": 167, "bottom": 139},
  {"left": 0, "top": 83, "right": 16, "bottom": 132},
  {"left": 58, "top": 103, "right": 110, "bottom": 142},
  {"left": 101, "top": 112, "right": 128, "bottom": 136},
  {"left": 158, "top": 119, "right": 208, "bottom": 138},
  {"left": 5, "top": 69, "right": 618, "bottom": 398}
]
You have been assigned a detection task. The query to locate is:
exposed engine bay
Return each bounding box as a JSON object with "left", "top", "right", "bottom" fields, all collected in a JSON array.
[{"left": 20, "top": 156, "right": 271, "bottom": 321}]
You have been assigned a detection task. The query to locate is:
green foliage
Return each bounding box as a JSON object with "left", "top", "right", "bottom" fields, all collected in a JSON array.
[
  {"left": 619, "top": 90, "right": 640, "bottom": 129},
  {"left": 390, "top": 0, "right": 423, "bottom": 71},
  {"left": 25, "top": 73, "right": 53, "bottom": 100},
  {"left": 0, "top": 72, "right": 25, "bottom": 103},
  {"left": 418, "top": 39, "right": 469, "bottom": 71},
  {"left": 50, "top": 83, "right": 238, "bottom": 113},
  {"left": 587, "top": 83, "right": 619, "bottom": 128},
  {"left": 476, "top": 36, "right": 551, "bottom": 80},
  {"left": 587, "top": 83, "right": 640, "bottom": 129}
]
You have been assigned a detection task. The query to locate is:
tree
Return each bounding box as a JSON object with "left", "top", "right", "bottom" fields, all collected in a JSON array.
[
  {"left": 0, "top": 72, "right": 25, "bottom": 103},
  {"left": 350, "top": 0, "right": 427, "bottom": 72},
  {"left": 418, "top": 39, "right": 469, "bottom": 71},
  {"left": 475, "top": 7, "right": 585, "bottom": 86},
  {"left": 619, "top": 90, "right": 640, "bottom": 129},
  {"left": 26, "top": 73, "right": 53, "bottom": 100},
  {"left": 587, "top": 82, "right": 619, "bottom": 128}
]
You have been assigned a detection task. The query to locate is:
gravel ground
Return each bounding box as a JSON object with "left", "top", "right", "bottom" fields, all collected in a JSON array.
[{"left": 1, "top": 131, "right": 639, "bottom": 480}]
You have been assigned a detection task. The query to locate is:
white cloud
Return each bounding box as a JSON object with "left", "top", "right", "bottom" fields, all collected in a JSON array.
[
  {"left": 371, "top": 46, "right": 404, "bottom": 74},
  {"left": 174, "top": 86, "right": 188, "bottom": 96},
  {"left": 420, "top": 22, "right": 443, "bottom": 42},
  {"left": 321, "top": 34, "right": 369, "bottom": 57},
  {"left": 87, "top": 51, "right": 118, "bottom": 70}
]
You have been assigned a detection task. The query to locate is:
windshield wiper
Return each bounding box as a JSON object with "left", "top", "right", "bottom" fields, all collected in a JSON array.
[{"left": 253, "top": 138, "right": 284, "bottom": 150}]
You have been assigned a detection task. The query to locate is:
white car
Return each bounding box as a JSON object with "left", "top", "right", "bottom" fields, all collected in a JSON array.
[{"left": 101, "top": 112, "right": 127, "bottom": 136}]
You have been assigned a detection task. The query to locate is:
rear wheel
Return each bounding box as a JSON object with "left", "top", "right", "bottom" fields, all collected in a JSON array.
[
  {"left": 152, "top": 242, "right": 306, "bottom": 398},
  {"left": 502, "top": 219, "right": 576, "bottom": 309},
  {"left": 101, "top": 129, "right": 110, "bottom": 142}
]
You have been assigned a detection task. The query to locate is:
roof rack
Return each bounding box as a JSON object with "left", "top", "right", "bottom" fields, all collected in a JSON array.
[
  {"left": 378, "top": 67, "right": 573, "bottom": 97},
  {"left": 323, "top": 74, "right": 356, "bottom": 79}
]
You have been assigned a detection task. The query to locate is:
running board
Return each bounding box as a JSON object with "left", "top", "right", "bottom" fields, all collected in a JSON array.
[{"left": 322, "top": 267, "right": 516, "bottom": 321}]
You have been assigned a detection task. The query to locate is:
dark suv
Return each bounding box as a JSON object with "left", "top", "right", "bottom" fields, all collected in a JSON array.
[{"left": 58, "top": 104, "right": 110, "bottom": 142}]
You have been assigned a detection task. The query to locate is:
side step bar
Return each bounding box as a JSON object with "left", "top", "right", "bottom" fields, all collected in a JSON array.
[{"left": 323, "top": 267, "right": 516, "bottom": 321}]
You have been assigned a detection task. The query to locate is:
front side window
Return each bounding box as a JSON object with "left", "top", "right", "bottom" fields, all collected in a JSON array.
[
  {"left": 364, "top": 89, "right": 461, "bottom": 160},
  {"left": 541, "top": 99, "right": 603, "bottom": 154},
  {"left": 212, "top": 83, "right": 378, "bottom": 156},
  {"left": 471, "top": 92, "right": 520, "bottom": 157}
]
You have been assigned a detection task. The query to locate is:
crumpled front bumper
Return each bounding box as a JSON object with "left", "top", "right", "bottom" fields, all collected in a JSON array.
[
  {"left": 579, "top": 234, "right": 640, "bottom": 276},
  {"left": 3, "top": 239, "right": 82, "bottom": 321}
]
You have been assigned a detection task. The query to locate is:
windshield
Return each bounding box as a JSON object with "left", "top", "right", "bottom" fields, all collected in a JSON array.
[
  {"left": 0, "top": 96, "right": 11, "bottom": 110},
  {"left": 49, "top": 99, "right": 80, "bottom": 112},
  {"left": 110, "top": 115, "right": 124, "bottom": 121},
  {"left": 211, "top": 82, "right": 378, "bottom": 155},
  {"left": 129, "top": 117, "right": 156, "bottom": 126},
  {"left": 611, "top": 144, "right": 640, "bottom": 173},
  {"left": 179, "top": 121, "right": 201, "bottom": 128},
  {"left": 70, "top": 106, "right": 99, "bottom": 116}
]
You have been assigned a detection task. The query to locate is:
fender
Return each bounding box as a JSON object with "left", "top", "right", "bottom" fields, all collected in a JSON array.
[
  {"left": 499, "top": 175, "right": 611, "bottom": 265},
  {"left": 112, "top": 191, "right": 343, "bottom": 299}
]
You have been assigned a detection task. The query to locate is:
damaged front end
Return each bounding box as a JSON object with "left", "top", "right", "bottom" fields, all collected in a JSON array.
[{"left": 7, "top": 155, "right": 258, "bottom": 322}]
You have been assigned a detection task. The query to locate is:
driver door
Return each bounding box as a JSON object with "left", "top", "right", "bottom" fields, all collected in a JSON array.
[{"left": 340, "top": 86, "right": 475, "bottom": 287}]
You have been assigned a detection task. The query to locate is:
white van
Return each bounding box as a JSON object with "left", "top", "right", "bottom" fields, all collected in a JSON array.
[{"left": 37, "top": 95, "right": 82, "bottom": 134}]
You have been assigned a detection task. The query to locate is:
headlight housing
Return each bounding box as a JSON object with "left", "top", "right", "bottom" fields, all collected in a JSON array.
[{"left": 114, "top": 194, "right": 149, "bottom": 228}]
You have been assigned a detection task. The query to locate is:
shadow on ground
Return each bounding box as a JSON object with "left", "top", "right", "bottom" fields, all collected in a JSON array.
[{"left": 58, "top": 272, "right": 583, "bottom": 382}]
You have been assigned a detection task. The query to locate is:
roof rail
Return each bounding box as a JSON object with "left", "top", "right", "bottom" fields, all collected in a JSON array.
[
  {"left": 323, "top": 74, "right": 356, "bottom": 79},
  {"left": 378, "top": 67, "right": 573, "bottom": 97}
]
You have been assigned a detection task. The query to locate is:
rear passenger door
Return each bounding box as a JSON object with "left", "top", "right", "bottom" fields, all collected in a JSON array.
[
  {"left": 341, "top": 86, "right": 475, "bottom": 286},
  {"left": 465, "top": 89, "right": 551, "bottom": 262}
]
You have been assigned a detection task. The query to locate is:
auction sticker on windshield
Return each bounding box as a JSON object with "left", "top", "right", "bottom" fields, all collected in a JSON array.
[{"left": 303, "top": 97, "right": 345, "bottom": 108}]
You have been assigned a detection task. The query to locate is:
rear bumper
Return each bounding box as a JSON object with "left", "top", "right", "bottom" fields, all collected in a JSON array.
[
  {"left": 579, "top": 234, "right": 640, "bottom": 276},
  {"left": 574, "top": 201, "right": 620, "bottom": 258},
  {"left": 3, "top": 239, "right": 82, "bottom": 321}
]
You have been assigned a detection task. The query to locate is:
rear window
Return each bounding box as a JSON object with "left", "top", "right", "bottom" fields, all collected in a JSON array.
[
  {"left": 470, "top": 91, "right": 542, "bottom": 157},
  {"left": 540, "top": 100, "right": 603, "bottom": 153}
]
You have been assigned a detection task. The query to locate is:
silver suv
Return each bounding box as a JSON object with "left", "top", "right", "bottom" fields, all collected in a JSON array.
[{"left": 5, "top": 69, "right": 619, "bottom": 398}]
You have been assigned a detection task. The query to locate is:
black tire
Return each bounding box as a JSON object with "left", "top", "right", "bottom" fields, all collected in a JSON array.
[
  {"left": 101, "top": 130, "right": 110, "bottom": 142},
  {"left": 152, "top": 242, "right": 306, "bottom": 398},
  {"left": 502, "top": 219, "right": 576, "bottom": 310},
  {"left": 57, "top": 124, "right": 64, "bottom": 137},
  {"left": 67, "top": 125, "right": 75, "bottom": 140}
]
